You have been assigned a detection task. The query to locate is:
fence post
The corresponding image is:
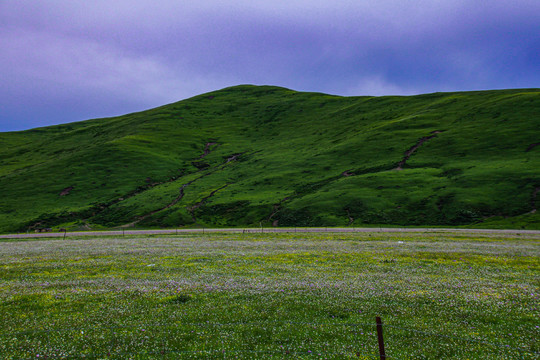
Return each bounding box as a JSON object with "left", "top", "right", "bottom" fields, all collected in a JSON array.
[
  {"left": 63, "top": 229, "right": 67, "bottom": 240},
  {"left": 376, "top": 317, "right": 386, "bottom": 360}
]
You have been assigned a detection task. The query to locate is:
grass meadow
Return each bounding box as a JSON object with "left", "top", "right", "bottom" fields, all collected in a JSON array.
[{"left": 0, "top": 231, "right": 538, "bottom": 359}]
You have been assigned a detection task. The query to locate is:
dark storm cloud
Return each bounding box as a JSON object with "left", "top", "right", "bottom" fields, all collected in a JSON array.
[{"left": 1, "top": 1, "right": 539, "bottom": 131}]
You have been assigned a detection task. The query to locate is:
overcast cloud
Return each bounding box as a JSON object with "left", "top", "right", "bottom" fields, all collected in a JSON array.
[{"left": 1, "top": 1, "right": 539, "bottom": 131}]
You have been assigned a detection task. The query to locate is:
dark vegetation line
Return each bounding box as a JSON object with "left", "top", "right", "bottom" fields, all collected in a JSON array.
[
  {"left": 60, "top": 171, "right": 186, "bottom": 230},
  {"left": 188, "top": 184, "right": 230, "bottom": 222},
  {"left": 526, "top": 142, "right": 540, "bottom": 152},
  {"left": 395, "top": 131, "right": 443, "bottom": 170},
  {"left": 28, "top": 142, "right": 224, "bottom": 231},
  {"left": 121, "top": 174, "right": 205, "bottom": 228},
  {"left": 121, "top": 145, "right": 243, "bottom": 228},
  {"left": 121, "top": 179, "right": 198, "bottom": 228},
  {"left": 82, "top": 141, "right": 225, "bottom": 229},
  {"left": 268, "top": 173, "right": 347, "bottom": 226}
]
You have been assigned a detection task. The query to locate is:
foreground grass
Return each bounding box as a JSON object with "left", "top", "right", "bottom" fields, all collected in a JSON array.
[{"left": 0, "top": 231, "right": 538, "bottom": 359}]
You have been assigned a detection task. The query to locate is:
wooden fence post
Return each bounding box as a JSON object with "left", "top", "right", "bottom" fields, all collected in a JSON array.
[{"left": 376, "top": 316, "right": 386, "bottom": 360}]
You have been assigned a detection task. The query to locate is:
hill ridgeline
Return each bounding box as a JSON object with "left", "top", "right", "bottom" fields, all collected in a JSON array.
[{"left": 0, "top": 85, "right": 539, "bottom": 232}]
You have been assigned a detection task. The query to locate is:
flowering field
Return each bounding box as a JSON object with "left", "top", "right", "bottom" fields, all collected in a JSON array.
[{"left": 0, "top": 231, "right": 538, "bottom": 359}]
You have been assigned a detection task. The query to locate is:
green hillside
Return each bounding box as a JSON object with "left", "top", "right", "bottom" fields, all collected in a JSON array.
[{"left": 0, "top": 85, "right": 539, "bottom": 232}]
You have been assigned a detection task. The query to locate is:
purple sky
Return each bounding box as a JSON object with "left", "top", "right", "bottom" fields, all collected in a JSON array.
[{"left": 1, "top": 1, "right": 539, "bottom": 131}]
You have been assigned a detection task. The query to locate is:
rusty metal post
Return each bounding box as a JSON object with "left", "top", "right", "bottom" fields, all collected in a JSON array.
[{"left": 376, "top": 317, "right": 386, "bottom": 360}]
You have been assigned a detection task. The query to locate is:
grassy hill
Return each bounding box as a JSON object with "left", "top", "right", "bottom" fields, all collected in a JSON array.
[{"left": 0, "top": 85, "right": 539, "bottom": 232}]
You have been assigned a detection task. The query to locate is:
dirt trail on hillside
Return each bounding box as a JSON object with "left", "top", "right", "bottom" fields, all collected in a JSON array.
[
  {"left": 268, "top": 204, "right": 280, "bottom": 223},
  {"left": 346, "top": 209, "right": 354, "bottom": 226},
  {"left": 187, "top": 184, "right": 230, "bottom": 222},
  {"left": 59, "top": 186, "right": 73, "bottom": 196},
  {"left": 267, "top": 197, "right": 291, "bottom": 226},
  {"left": 121, "top": 180, "right": 197, "bottom": 228},
  {"left": 226, "top": 153, "right": 242, "bottom": 162},
  {"left": 121, "top": 149, "right": 242, "bottom": 228},
  {"left": 34, "top": 173, "right": 182, "bottom": 231},
  {"left": 395, "top": 131, "right": 443, "bottom": 170},
  {"left": 76, "top": 171, "right": 185, "bottom": 229},
  {"left": 200, "top": 142, "right": 219, "bottom": 158}
]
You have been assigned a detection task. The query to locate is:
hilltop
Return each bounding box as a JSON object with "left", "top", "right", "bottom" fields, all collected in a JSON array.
[{"left": 0, "top": 85, "right": 539, "bottom": 232}]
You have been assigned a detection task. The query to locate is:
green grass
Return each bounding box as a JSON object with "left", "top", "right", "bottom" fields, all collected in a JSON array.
[
  {"left": 0, "top": 231, "right": 538, "bottom": 359},
  {"left": 0, "top": 85, "right": 539, "bottom": 232}
]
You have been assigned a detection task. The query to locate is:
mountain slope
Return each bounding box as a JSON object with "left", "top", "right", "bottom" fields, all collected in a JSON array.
[{"left": 0, "top": 85, "right": 539, "bottom": 232}]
